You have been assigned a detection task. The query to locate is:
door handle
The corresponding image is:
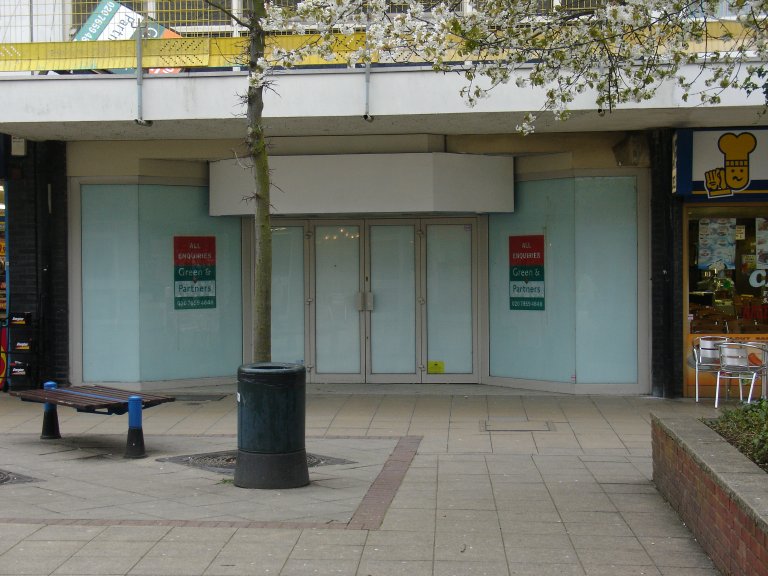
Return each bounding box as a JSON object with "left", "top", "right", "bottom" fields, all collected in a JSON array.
[{"left": 356, "top": 292, "right": 374, "bottom": 311}]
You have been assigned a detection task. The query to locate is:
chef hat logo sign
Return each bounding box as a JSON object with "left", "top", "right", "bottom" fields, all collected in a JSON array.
[{"left": 704, "top": 132, "right": 757, "bottom": 198}]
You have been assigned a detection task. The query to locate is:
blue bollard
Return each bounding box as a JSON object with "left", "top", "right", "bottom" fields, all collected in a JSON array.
[
  {"left": 124, "top": 395, "right": 146, "bottom": 459},
  {"left": 40, "top": 381, "right": 61, "bottom": 440}
]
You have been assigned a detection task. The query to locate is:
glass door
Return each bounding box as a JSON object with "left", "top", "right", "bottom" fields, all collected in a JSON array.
[
  {"left": 422, "top": 221, "right": 476, "bottom": 383},
  {"left": 312, "top": 223, "right": 364, "bottom": 381},
  {"left": 306, "top": 218, "right": 477, "bottom": 384},
  {"left": 366, "top": 222, "right": 419, "bottom": 383}
]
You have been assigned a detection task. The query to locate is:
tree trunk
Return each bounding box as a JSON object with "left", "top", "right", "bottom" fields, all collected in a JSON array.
[{"left": 248, "top": 8, "right": 271, "bottom": 363}]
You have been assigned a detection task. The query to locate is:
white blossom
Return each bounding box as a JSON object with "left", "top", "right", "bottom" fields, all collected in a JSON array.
[{"left": 235, "top": 0, "right": 768, "bottom": 133}]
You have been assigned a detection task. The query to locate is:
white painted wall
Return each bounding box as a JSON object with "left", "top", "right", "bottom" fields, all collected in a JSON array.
[{"left": 209, "top": 153, "right": 515, "bottom": 215}]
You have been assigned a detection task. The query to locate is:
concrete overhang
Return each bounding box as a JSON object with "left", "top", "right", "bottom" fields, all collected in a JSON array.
[{"left": 1, "top": 65, "right": 767, "bottom": 141}]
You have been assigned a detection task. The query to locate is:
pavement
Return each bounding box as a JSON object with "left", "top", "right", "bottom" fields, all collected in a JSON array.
[{"left": 0, "top": 382, "right": 731, "bottom": 576}]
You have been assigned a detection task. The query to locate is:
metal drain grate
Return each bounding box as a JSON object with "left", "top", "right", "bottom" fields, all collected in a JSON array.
[
  {"left": 482, "top": 419, "right": 554, "bottom": 432},
  {"left": 158, "top": 451, "right": 355, "bottom": 475}
]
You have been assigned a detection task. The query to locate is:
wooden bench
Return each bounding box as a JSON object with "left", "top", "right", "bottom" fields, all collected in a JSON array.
[{"left": 10, "top": 384, "right": 175, "bottom": 458}]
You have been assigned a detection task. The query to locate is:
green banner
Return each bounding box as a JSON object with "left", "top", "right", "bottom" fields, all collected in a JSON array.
[
  {"left": 509, "top": 265, "right": 545, "bottom": 310},
  {"left": 174, "top": 296, "right": 216, "bottom": 310},
  {"left": 509, "top": 265, "right": 545, "bottom": 282},
  {"left": 174, "top": 266, "right": 216, "bottom": 282}
]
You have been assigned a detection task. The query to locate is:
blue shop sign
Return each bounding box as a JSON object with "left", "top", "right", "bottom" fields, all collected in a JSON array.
[{"left": 675, "top": 128, "right": 768, "bottom": 201}]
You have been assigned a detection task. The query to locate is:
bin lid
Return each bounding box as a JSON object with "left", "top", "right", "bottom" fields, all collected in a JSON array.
[{"left": 238, "top": 362, "right": 306, "bottom": 386}]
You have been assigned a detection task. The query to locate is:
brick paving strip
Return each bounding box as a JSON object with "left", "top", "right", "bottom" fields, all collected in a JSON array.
[
  {"left": 0, "top": 435, "right": 422, "bottom": 532},
  {"left": 346, "top": 435, "right": 421, "bottom": 530}
]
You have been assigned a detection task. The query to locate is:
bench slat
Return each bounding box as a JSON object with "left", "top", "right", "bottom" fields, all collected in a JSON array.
[
  {"left": 85, "top": 386, "right": 173, "bottom": 407},
  {"left": 9, "top": 386, "right": 175, "bottom": 411}
]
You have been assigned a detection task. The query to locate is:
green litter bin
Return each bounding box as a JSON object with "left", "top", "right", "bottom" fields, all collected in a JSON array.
[{"left": 234, "top": 362, "right": 309, "bottom": 489}]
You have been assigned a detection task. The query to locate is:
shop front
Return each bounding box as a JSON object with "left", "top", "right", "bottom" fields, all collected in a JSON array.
[
  {"left": 677, "top": 128, "right": 768, "bottom": 399},
  {"left": 211, "top": 153, "right": 511, "bottom": 385},
  {"left": 212, "top": 152, "right": 648, "bottom": 393},
  {"left": 65, "top": 136, "right": 650, "bottom": 393}
]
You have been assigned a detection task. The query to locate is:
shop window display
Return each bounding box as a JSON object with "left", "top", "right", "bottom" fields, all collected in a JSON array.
[{"left": 686, "top": 207, "right": 768, "bottom": 399}]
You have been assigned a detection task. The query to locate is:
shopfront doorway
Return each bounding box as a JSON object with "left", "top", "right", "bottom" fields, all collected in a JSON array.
[{"left": 272, "top": 218, "right": 478, "bottom": 384}]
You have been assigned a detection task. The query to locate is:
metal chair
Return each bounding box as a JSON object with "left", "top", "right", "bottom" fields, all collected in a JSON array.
[
  {"left": 715, "top": 342, "right": 768, "bottom": 408},
  {"left": 692, "top": 336, "right": 728, "bottom": 403},
  {"left": 744, "top": 341, "right": 768, "bottom": 402}
]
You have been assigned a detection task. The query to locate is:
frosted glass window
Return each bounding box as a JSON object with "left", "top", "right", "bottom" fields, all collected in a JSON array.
[
  {"left": 427, "top": 224, "right": 473, "bottom": 373},
  {"left": 81, "top": 184, "right": 243, "bottom": 383},
  {"left": 272, "top": 226, "right": 305, "bottom": 364},
  {"left": 575, "top": 178, "right": 637, "bottom": 383},
  {"left": 82, "top": 185, "right": 140, "bottom": 382},
  {"left": 138, "top": 186, "right": 242, "bottom": 381},
  {"left": 489, "top": 180, "right": 576, "bottom": 383},
  {"left": 370, "top": 225, "right": 416, "bottom": 374},
  {"left": 315, "top": 225, "right": 361, "bottom": 373},
  {"left": 489, "top": 177, "right": 638, "bottom": 386}
]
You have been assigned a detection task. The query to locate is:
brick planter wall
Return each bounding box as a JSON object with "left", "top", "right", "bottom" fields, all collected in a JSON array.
[{"left": 652, "top": 415, "right": 768, "bottom": 576}]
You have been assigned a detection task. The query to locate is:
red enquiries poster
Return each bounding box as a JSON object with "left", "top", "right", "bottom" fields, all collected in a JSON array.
[
  {"left": 509, "top": 235, "right": 545, "bottom": 310},
  {"left": 174, "top": 236, "right": 216, "bottom": 310}
]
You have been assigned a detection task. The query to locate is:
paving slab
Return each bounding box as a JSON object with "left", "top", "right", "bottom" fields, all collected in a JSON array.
[{"left": 0, "top": 385, "right": 730, "bottom": 576}]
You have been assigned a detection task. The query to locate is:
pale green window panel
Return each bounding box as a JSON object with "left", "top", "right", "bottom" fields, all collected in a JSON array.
[
  {"left": 271, "top": 226, "right": 305, "bottom": 365},
  {"left": 81, "top": 184, "right": 242, "bottom": 383},
  {"left": 489, "top": 177, "right": 637, "bottom": 385}
]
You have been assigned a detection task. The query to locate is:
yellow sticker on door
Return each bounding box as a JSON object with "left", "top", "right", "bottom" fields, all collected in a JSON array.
[{"left": 428, "top": 361, "right": 445, "bottom": 374}]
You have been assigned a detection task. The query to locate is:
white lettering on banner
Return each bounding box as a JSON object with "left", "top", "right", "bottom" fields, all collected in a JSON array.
[
  {"left": 511, "top": 252, "right": 541, "bottom": 260},
  {"left": 514, "top": 300, "right": 544, "bottom": 308},
  {"left": 178, "top": 268, "right": 213, "bottom": 278},
  {"left": 175, "top": 297, "right": 215, "bottom": 309},
  {"left": 510, "top": 281, "right": 544, "bottom": 295},
  {"left": 750, "top": 269, "right": 767, "bottom": 287},
  {"left": 176, "top": 252, "right": 213, "bottom": 261},
  {"left": 76, "top": 1, "right": 118, "bottom": 41},
  {"left": 511, "top": 267, "right": 543, "bottom": 279},
  {"left": 174, "top": 281, "right": 216, "bottom": 298}
]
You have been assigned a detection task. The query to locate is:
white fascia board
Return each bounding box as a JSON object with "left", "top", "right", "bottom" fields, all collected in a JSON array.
[
  {"left": 210, "top": 153, "right": 515, "bottom": 216},
  {"left": 1, "top": 63, "right": 766, "bottom": 127}
]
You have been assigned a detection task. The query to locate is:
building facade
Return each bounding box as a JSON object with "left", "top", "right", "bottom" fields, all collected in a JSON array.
[{"left": 0, "top": 2, "right": 764, "bottom": 396}]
